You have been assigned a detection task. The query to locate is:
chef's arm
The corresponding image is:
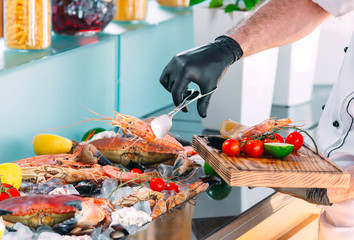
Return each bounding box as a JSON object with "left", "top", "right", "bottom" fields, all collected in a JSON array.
[
  {"left": 227, "top": 0, "right": 331, "bottom": 57},
  {"left": 160, "top": 0, "right": 330, "bottom": 118},
  {"left": 275, "top": 165, "right": 354, "bottom": 205},
  {"left": 327, "top": 165, "right": 354, "bottom": 203},
  {"left": 273, "top": 187, "right": 332, "bottom": 205}
]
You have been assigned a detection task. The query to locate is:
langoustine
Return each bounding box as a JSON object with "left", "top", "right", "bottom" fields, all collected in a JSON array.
[
  {"left": 14, "top": 143, "right": 112, "bottom": 168},
  {"left": 150, "top": 180, "right": 209, "bottom": 219},
  {"left": 90, "top": 110, "right": 184, "bottom": 151},
  {"left": 233, "top": 118, "right": 295, "bottom": 141},
  {"left": 22, "top": 164, "right": 161, "bottom": 184}
]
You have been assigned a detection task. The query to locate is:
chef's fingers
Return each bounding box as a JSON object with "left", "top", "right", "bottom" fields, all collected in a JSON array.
[
  {"left": 179, "top": 89, "right": 200, "bottom": 112},
  {"left": 160, "top": 64, "right": 173, "bottom": 92},
  {"left": 197, "top": 94, "right": 212, "bottom": 118},
  {"left": 171, "top": 77, "right": 193, "bottom": 113}
]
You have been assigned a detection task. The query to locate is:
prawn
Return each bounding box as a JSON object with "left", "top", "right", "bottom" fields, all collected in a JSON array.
[
  {"left": 233, "top": 118, "right": 295, "bottom": 140},
  {"left": 88, "top": 110, "right": 184, "bottom": 151}
]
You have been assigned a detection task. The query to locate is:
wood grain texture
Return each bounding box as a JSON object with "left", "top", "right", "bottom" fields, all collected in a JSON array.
[{"left": 193, "top": 135, "right": 350, "bottom": 188}]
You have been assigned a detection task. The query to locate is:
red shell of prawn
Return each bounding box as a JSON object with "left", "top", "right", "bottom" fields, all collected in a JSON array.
[{"left": 0, "top": 195, "right": 82, "bottom": 216}]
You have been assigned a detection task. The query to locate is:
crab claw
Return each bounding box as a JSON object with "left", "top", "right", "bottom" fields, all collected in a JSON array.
[
  {"left": 64, "top": 200, "right": 83, "bottom": 210},
  {"left": 75, "top": 144, "right": 113, "bottom": 166},
  {"left": 173, "top": 154, "right": 197, "bottom": 176},
  {"left": 0, "top": 209, "right": 13, "bottom": 216},
  {"left": 54, "top": 198, "right": 111, "bottom": 236},
  {"left": 52, "top": 200, "right": 83, "bottom": 235},
  {"left": 95, "top": 150, "right": 113, "bottom": 166}
]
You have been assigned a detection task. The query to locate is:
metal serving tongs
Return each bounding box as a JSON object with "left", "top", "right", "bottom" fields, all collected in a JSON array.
[{"left": 151, "top": 88, "right": 217, "bottom": 139}]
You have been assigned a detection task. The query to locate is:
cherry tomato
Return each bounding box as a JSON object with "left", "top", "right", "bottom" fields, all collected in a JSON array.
[
  {"left": 165, "top": 182, "right": 179, "bottom": 193},
  {"left": 149, "top": 178, "right": 166, "bottom": 192},
  {"left": 222, "top": 139, "right": 241, "bottom": 157},
  {"left": 262, "top": 134, "right": 284, "bottom": 144},
  {"left": 130, "top": 168, "right": 143, "bottom": 174},
  {"left": 245, "top": 140, "right": 264, "bottom": 157},
  {"left": 240, "top": 137, "right": 250, "bottom": 154},
  {"left": 0, "top": 183, "right": 21, "bottom": 201},
  {"left": 285, "top": 132, "right": 304, "bottom": 151}
]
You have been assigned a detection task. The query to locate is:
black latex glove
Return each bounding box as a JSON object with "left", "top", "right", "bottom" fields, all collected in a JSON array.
[
  {"left": 274, "top": 187, "right": 332, "bottom": 206},
  {"left": 160, "top": 35, "right": 243, "bottom": 118}
]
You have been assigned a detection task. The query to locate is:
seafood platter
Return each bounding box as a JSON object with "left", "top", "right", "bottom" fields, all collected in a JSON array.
[
  {"left": 0, "top": 111, "right": 218, "bottom": 240},
  {"left": 1, "top": 112, "right": 349, "bottom": 239}
]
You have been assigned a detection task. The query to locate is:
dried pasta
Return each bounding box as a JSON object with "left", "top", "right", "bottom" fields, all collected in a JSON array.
[
  {"left": 5, "top": 0, "right": 51, "bottom": 50},
  {"left": 156, "top": 0, "right": 189, "bottom": 7},
  {"left": 114, "top": 0, "right": 146, "bottom": 21}
]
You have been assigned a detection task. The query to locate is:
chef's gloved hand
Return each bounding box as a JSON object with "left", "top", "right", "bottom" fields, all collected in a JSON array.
[
  {"left": 273, "top": 187, "right": 332, "bottom": 206},
  {"left": 160, "top": 35, "right": 243, "bottom": 118}
]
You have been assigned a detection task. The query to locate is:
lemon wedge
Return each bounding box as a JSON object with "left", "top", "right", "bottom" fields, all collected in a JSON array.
[
  {"left": 220, "top": 119, "right": 248, "bottom": 139},
  {"left": 0, "top": 163, "right": 22, "bottom": 189},
  {"left": 33, "top": 134, "right": 73, "bottom": 155}
]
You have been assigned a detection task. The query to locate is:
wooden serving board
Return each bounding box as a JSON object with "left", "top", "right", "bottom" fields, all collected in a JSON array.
[{"left": 193, "top": 135, "right": 350, "bottom": 188}]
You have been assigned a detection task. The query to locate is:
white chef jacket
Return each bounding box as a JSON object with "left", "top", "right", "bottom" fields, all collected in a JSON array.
[{"left": 312, "top": 0, "right": 354, "bottom": 239}]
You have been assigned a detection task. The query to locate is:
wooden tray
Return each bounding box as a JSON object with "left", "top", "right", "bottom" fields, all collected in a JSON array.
[{"left": 193, "top": 135, "right": 350, "bottom": 188}]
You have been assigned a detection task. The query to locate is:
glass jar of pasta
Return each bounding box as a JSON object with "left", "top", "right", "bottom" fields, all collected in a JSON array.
[
  {"left": 113, "top": 0, "right": 146, "bottom": 22},
  {"left": 156, "top": 0, "right": 189, "bottom": 7},
  {"left": 4, "top": 0, "right": 51, "bottom": 50}
]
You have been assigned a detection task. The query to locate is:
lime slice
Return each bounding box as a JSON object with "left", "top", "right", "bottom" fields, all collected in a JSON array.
[
  {"left": 33, "top": 134, "right": 73, "bottom": 155},
  {"left": 0, "top": 163, "right": 22, "bottom": 189},
  {"left": 264, "top": 143, "right": 294, "bottom": 158},
  {"left": 204, "top": 162, "right": 219, "bottom": 177},
  {"left": 82, "top": 127, "right": 106, "bottom": 141},
  {"left": 207, "top": 180, "right": 232, "bottom": 200}
]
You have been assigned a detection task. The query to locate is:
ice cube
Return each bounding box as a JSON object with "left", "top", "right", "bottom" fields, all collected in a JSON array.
[
  {"left": 19, "top": 181, "right": 36, "bottom": 194},
  {"left": 125, "top": 224, "right": 140, "bottom": 235},
  {"left": 45, "top": 178, "right": 64, "bottom": 188},
  {"left": 36, "top": 225, "right": 53, "bottom": 233},
  {"left": 64, "top": 184, "right": 80, "bottom": 195},
  {"left": 37, "top": 231, "right": 62, "bottom": 240},
  {"left": 3, "top": 222, "right": 33, "bottom": 240},
  {"left": 157, "top": 164, "right": 174, "bottom": 178},
  {"left": 161, "top": 189, "right": 177, "bottom": 199},
  {"left": 113, "top": 186, "right": 135, "bottom": 202},
  {"left": 89, "top": 226, "right": 103, "bottom": 240},
  {"left": 190, "top": 155, "right": 205, "bottom": 166},
  {"left": 99, "top": 178, "right": 118, "bottom": 200},
  {"left": 48, "top": 187, "right": 71, "bottom": 195},
  {"left": 97, "top": 228, "right": 113, "bottom": 240},
  {"left": 86, "top": 131, "right": 119, "bottom": 144},
  {"left": 111, "top": 207, "right": 152, "bottom": 228},
  {"left": 34, "top": 178, "right": 64, "bottom": 194},
  {"left": 133, "top": 201, "right": 151, "bottom": 216},
  {"left": 182, "top": 167, "right": 205, "bottom": 185},
  {"left": 61, "top": 235, "right": 92, "bottom": 239}
]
